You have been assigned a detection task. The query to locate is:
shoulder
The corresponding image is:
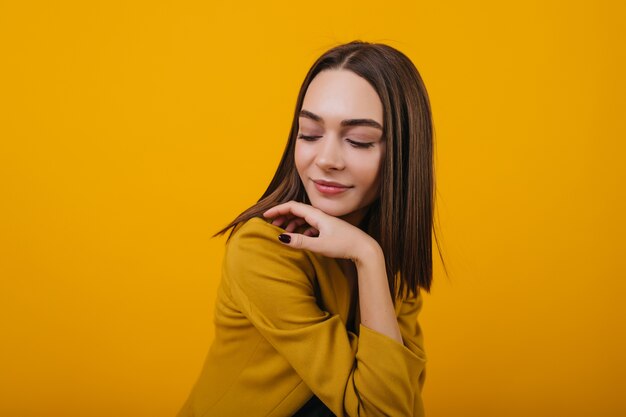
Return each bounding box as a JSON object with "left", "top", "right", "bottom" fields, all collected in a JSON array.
[
  {"left": 228, "top": 216, "right": 285, "bottom": 246},
  {"left": 226, "top": 216, "right": 294, "bottom": 257},
  {"left": 224, "top": 216, "right": 316, "bottom": 282}
]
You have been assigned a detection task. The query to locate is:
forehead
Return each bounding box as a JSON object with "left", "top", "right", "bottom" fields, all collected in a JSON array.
[{"left": 301, "top": 69, "right": 383, "bottom": 124}]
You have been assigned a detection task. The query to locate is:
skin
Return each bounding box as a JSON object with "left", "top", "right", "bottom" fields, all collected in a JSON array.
[
  {"left": 262, "top": 69, "right": 403, "bottom": 345},
  {"left": 295, "top": 69, "right": 386, "bottom": 228}
]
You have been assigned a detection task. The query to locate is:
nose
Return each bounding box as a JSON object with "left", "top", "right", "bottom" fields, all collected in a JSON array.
[{"left": 315, "top": 135, "right": 345, "bottom": 171}]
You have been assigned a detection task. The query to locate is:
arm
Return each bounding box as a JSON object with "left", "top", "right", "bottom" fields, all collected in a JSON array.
[
  {"left": 396, "top": 289, "right": 428, "bottom": 415},
  {"left": 223, "top": 219, "right": 426, "bottom": 417},
  {"left": 351, "top": 240, "right": 427, "bottom": 416},
  {"left": 354, "top": 241, "right": 403, "bottom": 344}
]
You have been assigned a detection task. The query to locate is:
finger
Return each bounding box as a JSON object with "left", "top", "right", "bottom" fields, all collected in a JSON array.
[
  {"left": 264, "top": 202, "right": 300, "bottom": 220},
  {"left": 303, "top": 227, "right": 319, "bottom": 237},
  {"left": 277, "top": 232, "right": 322, "bottom": 252},
  {"left": 263, "top": 201, "right": 321, "bottom": 230},
  {"left": 270, "top": 215, "right": 289, "bottom": 227},
  {"left": 285, "top": 217, "right": 307, "bottom": 232},
  {"left": 271, "top": 213, "right": 301, "bottom": 228}
]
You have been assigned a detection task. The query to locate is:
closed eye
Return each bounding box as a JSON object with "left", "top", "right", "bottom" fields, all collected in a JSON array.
[
  {"left": 297, "top": 134, "right": 375, "bottom": 149},
  {"left": 297, "top": 134, "right": 322, "bottom": 141},
  {"left": 347, "top": 139, "right": 375, "bottom": 149}
]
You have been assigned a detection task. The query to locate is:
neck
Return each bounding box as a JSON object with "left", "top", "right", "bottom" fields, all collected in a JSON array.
[{"left": 340, "top": 204, "right": 373, "bottom": 231}]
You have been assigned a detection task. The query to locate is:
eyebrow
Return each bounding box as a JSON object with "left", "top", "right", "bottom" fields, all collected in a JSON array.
[{"left": 299, "top": 109, "right": 383, "bottom": 130}]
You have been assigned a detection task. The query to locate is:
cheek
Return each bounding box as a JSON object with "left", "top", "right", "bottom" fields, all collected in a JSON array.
[
  {"left": 294, "top": 142, "right": 309, "bottom": 176},
  {"left": 294, "top": 143, "right": 314, "bottom": 170},
  {"left": 352, "top": 153, "right": 383, "bottom": 186}
]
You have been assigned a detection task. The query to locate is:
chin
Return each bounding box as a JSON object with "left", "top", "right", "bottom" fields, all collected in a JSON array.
[{"left": 308, "top": 197, "right": 352, "bottom": 217}]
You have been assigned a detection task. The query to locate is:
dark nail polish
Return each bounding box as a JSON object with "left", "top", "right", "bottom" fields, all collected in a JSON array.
[{"left": 278, "top": 234, "right": 291, "bottom": 244}]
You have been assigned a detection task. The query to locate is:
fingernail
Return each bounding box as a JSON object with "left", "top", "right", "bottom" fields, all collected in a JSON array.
[{"left": 278, "top": 234, "right": 291, "bottom": 244}]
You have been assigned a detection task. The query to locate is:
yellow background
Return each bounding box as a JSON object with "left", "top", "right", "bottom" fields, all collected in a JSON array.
[{"left": 1, "top": 1, "right": 624, "bottom": 416}]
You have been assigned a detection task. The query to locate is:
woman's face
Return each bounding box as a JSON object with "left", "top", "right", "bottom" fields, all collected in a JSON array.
[{"left": 295, "top": 69, "right": 385, "bottom": 227}]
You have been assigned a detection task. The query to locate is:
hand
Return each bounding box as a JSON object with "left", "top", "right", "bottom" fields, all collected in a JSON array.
[{"left": 262, "top": 200, "right": 376, "bottom": 262}]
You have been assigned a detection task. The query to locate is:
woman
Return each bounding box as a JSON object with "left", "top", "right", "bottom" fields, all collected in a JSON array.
[{"left": 176, "top": 40, "right": 440, "bottom": 417}]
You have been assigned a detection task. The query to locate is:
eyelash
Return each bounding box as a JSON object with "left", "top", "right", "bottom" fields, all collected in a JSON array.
[{"left": 297, "top": 134, "right": 375, "bottom": 149}]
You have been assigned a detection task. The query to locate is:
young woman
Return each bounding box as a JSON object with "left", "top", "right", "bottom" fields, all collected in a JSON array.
[{"left": 176, "top": 40, "right": 439, "bottom": 417}]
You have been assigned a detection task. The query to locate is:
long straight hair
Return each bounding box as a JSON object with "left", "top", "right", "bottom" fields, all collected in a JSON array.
[{"left": 213, "top": 40, "right": 443, "bottom": 298}]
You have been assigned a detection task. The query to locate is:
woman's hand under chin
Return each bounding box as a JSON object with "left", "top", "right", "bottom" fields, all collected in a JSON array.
[{"left": 262, "top": 200, "right": 379, "bottom": 263}]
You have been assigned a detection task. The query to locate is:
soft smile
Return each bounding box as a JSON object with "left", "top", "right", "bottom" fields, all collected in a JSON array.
[{"left": 312, "top": 179, "right": 353, "bottom": 195}]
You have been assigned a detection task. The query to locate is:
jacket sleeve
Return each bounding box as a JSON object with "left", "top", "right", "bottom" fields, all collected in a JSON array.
[
  {"left": 395, "top": 290, "right": 428, "bottom": 416},
  {"left": 222, "top": 218, "right": 427, "bottom": 417}
]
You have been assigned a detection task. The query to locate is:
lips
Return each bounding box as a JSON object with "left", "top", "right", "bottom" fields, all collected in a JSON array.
[{"left": 312, "top": 179, "right": 351, "bottom": 188}]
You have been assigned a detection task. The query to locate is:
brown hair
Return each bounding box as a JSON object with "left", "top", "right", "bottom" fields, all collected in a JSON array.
[{"left": 213, "top": 40, "right": 444, "bottom": 298}]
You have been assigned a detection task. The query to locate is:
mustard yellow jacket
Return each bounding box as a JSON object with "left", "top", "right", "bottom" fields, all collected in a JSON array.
[{"left": 176, "top": 216, "right": 427, "bottom": 417}]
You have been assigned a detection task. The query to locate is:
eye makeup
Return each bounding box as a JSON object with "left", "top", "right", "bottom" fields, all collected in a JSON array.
[{"left": 297, "top": 134, "right": 375, "bottom": 149}]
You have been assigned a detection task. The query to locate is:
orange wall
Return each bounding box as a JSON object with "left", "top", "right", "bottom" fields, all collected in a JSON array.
[{"left": 1, "top": 1, "right": 624, "bottom": 416}]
